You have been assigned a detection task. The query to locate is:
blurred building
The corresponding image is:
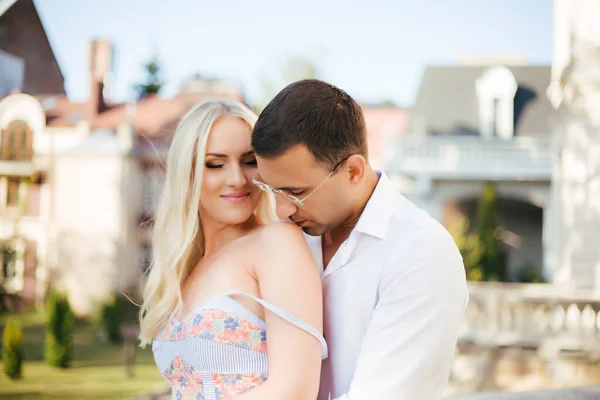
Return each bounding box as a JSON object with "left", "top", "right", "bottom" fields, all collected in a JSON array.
[
  {"left": 546, "top": 0, "right": 600, "bottom": 290},
  {"left": 386, "top": 0, "right": 600, "bottom": 289},
  {"left": 0, "top": 0, "right": 65, "bottom": 96},
  {"left": 362, "top": 106, "right": 408, "bottom": 170},
  {"left": 387, "top": 62, "right": 554, "bottom": 282},
  {"left": 426, "top": 0, "right": 600, "bottom": 394},
  {"left": 0, "top": 0, "right": 244, "bottom": 314},
  {"left": 387, "top": 0, "right": 600, "bottom": 291}
]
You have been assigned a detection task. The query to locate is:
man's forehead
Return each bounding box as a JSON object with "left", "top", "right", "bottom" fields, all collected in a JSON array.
[
  {"left": 256, "top": 156, "right": 308, "bottom": 184},
  {"left": 256, "top": 149, "right": 323, "bottom": 186}
]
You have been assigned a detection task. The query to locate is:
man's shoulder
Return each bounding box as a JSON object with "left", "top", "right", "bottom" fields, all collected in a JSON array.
[
  {"left": 387, "top": 193, "right": 453, "bottom": 247},
  {"left": 384, "top": 194, "right": 464, "bottom": 274}
]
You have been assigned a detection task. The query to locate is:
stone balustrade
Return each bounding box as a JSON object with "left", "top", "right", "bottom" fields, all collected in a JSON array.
[
  {"left": 447, "top": 283, "right": 600, "bottom": 396},
  {"left": 460, "top": 282, "right": 600, "bottom": 357}
]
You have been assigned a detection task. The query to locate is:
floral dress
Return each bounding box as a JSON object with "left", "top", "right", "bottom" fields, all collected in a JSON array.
[{"left": 152, "top": 291, "right": 328, "bottom": 400}]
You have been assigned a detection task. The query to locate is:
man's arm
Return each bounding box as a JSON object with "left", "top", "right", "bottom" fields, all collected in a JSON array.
[{"left": 335, "top": 230, "right": 468, "bottom": 400}]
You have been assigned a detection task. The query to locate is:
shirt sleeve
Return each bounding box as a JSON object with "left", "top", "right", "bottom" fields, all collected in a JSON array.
[{"left": 333, "top": 230, "right": 468, "bottom": 400}]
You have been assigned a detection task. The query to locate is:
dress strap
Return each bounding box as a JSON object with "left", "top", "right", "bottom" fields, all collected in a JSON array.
[{"left": 225, "top": 291, "right": 328, "bottom": 359}]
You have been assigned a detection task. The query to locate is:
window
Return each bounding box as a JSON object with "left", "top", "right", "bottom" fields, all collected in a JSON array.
[
  {"left": 1, "top": 120, "right": 32, "bottom": 161},
  {"left": 492, "top": 98, "right": 500, "bottom": 137},
  {"left": 1, "top": 247, "right": 16, "bottom": 281},
  {"left": 8, "top": 131, "right": 15, "bottom": 158},
  {"left": 6, "top": 179, "right": 19, "bottom": 207},
  {"left": 475, "top": 66, "right": 518, "bottom": 140}
]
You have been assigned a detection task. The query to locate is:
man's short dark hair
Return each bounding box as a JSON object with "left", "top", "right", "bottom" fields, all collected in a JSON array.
[{"left": 252, "top": 79, "right": 368, "bottom": 169}]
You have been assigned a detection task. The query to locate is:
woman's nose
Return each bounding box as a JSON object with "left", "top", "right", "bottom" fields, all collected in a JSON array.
[{"left": 226, "top": 164, "right": 247, "bottom": 187}]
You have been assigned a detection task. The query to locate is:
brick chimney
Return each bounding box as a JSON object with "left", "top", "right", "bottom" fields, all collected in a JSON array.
[{"left": 87, "top": 40, "right": 112, "bottom": 123}]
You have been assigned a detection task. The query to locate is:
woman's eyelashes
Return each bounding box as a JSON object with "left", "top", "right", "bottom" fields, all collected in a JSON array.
[
  {"left": 205, "top": 162, "right": 224, "bottom": 169},
  {"left": 205, "top": 158, "right": 257, "bottom": 169}
]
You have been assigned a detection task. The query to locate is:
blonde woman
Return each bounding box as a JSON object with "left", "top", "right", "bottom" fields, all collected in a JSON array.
[{"left": 139, "top": 99, "right": 327, "bottom": 399}]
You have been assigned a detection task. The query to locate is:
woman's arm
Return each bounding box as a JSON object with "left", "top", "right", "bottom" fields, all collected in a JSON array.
[{"left": 236, "top": 222, "right": 323, "bottom": 399}]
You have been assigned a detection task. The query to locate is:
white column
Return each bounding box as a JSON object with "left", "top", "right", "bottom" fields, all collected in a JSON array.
[
  {"left": 542, "top": 193, "right": 554, "bottom": 283},
  {"left": 550, "top": 0, "right": 600, "bottom": 290},
  {"left": 0, "top": 176, "right": 7, "bottom": 215}
]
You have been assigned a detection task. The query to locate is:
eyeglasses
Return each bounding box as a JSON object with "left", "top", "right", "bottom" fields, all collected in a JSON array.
[{"left": 253, "top": 156, "right": 350, "bottom": 207}]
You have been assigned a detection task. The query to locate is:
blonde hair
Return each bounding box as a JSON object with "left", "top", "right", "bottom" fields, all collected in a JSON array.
[{"left": 138, "top": 99, "right": 275, "bottom": 346}]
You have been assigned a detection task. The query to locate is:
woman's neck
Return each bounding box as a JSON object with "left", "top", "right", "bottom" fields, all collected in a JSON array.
[{"left": 201, "top": 214, "right": 260, "bottom": 256}]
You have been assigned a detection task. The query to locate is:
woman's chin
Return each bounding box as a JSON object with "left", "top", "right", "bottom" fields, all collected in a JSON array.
[{"left": 216, "top": 209, "right": 256, "bottom": 226}]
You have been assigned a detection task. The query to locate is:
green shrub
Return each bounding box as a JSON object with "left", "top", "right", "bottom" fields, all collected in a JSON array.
[
  {"left": 516, "top": 263, "right": 547, "bottom": 283},
  {"left": 448, "top": 215, "right": 484, "bottom": 281},
  {"left": 476, "top": 182, "right": 504, "bottom": 281},
  {"left": 101, "top": 295, "right": 128, "bottom": 344},
  {"left": 45, "top": 291, "right": 74, "bottom": 368},
  {"left": 2, "top": 318, "right": 23, "bottom": 379}
]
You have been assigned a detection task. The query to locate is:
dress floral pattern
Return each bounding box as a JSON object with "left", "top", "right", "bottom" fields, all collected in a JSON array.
[
  {"left": 157, "top": 309, "right": 268, "bottom": 353},
  {"left": 213, "top": 373, "right": 269, "bottom": 400},
  {"left": 153, "top": 293, "right": 326, "bottom": 400},
  {"left": 156, "top": 307, "right": 269, "bottom": 399},
  {"left": 163, "top": 355, "right": 205, "bottom": 400}
]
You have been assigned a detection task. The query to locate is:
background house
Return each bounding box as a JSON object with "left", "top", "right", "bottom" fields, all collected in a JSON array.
[
  {"left": 0, "top": 2, "right": 246, "bottom": 313},
  {"left": 387, "top": 64, "right": 554, "bottom": 282}
]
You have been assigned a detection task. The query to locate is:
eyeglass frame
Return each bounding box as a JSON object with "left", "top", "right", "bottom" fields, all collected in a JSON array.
[{"left": 252, "top": 155, "right": 351, "bottom": 207}]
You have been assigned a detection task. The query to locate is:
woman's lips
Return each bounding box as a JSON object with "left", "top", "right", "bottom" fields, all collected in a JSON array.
[{"left": 220, "top": 192, "right": 251, "bottom": 203}]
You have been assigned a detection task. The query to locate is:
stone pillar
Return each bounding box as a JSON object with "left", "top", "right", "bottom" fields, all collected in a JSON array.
[
  {"left": 541, "top": 192, "right": 554, "bottom": 282},
  {"left": 549, "top": 0, "right": 600, "bottom": 289}
]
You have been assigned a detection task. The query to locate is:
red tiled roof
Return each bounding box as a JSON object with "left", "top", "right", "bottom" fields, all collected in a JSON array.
[
  {"left": 41, "top": 95, "right": 87, "bottom": 127},
  {"left": 41, "top": 91, "right": 244, "bottom": 140}
]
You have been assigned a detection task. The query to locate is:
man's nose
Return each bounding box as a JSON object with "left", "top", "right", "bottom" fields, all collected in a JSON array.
[{"left": 275, "top": 195, "right": 298, "bottom": 220}]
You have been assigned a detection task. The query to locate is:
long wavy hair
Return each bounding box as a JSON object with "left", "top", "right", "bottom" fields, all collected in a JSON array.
[{"left": 138, "top": 99, "right": 275, "bottom": 346}]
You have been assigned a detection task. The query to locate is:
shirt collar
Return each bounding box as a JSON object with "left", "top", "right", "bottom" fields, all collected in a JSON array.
[{"left": 352, "top": 170, "right": 394, "bottom": 240}]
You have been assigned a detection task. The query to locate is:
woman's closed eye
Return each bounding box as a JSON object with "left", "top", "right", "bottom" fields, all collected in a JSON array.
[
  {"left": 205, "top": 162, "right": 224, "bottom": 169},
  {"left": 286, "top": 189, "right": 304, "bottom": 196},
  {"left": 205, "top": 158, "right": 257, "bottom": 169}
]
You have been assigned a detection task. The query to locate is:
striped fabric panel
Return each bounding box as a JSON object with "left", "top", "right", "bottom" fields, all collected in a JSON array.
[
  {"left": 153, "top": 337, "right": 269, "bottom": 375},
  {"left": 200, "top": 372, "right": 216, "bottom": 400}
]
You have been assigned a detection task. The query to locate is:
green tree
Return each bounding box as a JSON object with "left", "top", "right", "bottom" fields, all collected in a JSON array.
[
  {"left": 135, "top": 57, "right": 164, "bottom": 100},
  {"left": 2, "top": 318, "right": 23, "bottom": 379},
  {"left": 45, "top": 290, "right": 74, "bottom": 368},
  {"left": 448, "top": 215, "right": 484, "bottom": 281},
  {"left": 475, "top": 182, "right": 503, "bottom": 281}
]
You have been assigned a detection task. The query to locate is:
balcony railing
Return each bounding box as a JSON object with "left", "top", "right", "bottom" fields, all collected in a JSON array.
[
  {"left": 386, "top": 136, "right": 553, "bottom": 180},
  {"left": 0, "top": 157, "right": 49, "bottom": 177},
  {"left": 460, "top": 283, "right": 600, "bottom": 357}
]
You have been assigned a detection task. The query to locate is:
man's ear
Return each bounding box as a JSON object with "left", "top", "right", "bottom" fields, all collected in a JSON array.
[{"left": 346, "top": 154, "right": 366, "bottom": 184}]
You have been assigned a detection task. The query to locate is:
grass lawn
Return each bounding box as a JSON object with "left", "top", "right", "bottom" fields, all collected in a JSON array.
[{"left": 0, "top": 311, "right": 167, "bottom": 400}]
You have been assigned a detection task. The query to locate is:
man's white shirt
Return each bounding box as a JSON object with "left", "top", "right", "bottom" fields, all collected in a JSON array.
[{"left": 304, "top": 171, "right": 468, "bottom": 400}]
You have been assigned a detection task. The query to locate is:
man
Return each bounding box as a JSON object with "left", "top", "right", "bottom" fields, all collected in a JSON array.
[{"left": 252, "top": 79, "right": 468, "bottom": 399}]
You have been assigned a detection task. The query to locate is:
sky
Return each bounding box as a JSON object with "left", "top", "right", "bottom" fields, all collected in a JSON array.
[{"left": 34, "top": 0, "right": 554, "bottom": 107}]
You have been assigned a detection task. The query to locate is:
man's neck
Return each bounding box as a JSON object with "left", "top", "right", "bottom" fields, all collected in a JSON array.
[{"left": 321, "top": 169, "right": 379, "bottom": 267}]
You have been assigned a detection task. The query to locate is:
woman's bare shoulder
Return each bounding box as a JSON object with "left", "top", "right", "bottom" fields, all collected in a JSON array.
[
  {"left": 242, "top": 221, "right": 315, "bottom": 272},
  {"left": 255, "top": 221, "right": 308, "bottom": 249}
]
